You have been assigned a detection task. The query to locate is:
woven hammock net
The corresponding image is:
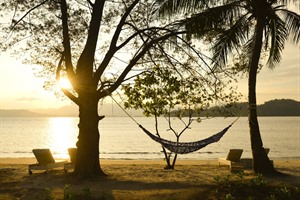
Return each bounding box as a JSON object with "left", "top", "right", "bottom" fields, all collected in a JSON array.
[{"left": 139, "top": 124, "right": 232, "bottom": 154}]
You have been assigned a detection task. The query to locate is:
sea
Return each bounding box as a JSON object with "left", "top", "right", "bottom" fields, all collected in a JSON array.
[{"left": 0, "top": 117, "right": 299, "bottom": 160}]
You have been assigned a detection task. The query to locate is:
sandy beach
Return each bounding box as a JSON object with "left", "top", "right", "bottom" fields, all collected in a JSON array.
[{"left": 0, "top": 158, "right": 299, "bottom": 199}]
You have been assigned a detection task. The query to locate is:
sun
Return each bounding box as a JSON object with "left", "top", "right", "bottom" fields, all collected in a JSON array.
[{"left": 58, "top": 78, "right": 72, "bottom": 89}]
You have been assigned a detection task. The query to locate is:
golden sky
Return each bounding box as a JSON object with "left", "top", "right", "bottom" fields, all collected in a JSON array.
[{"left": 0, "top": 43, "right": 299, "bottom": 110}]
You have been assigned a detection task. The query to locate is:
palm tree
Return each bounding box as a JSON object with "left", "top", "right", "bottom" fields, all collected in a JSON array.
[{"left": 157, "top": 0, "right": 300, "bottom": 174}]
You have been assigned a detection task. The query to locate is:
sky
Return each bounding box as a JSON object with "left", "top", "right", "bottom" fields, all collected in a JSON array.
[{"left": 0, "top": 42, "right": 299, "bottom": 110}]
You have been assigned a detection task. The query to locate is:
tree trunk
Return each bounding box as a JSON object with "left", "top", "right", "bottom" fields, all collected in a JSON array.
[
  {"left": 248, "top": 16, "right": 276, "bottom": 174},
  {"left": 74, "top": 94, "right": 106, "bottom": 178}
]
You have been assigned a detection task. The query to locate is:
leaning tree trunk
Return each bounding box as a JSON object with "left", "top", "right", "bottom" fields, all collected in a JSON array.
[
  {"left": 74, "top": 93, "right": 106, "bottom": 177},
  {"left": 248, "top": 16, "right": 276, "bottom": 174}
]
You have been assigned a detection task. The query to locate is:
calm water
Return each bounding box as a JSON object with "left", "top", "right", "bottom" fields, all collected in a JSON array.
[{"left": 0, "top": 117, "right": 299, "bottom": 160}]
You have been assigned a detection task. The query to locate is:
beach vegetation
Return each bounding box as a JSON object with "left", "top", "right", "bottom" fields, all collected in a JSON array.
[
  {"left": 42, "top": 185, "right": 96, "bottom": 200},
  {"left": 0, "top": 0, "right": 218, "bottom": 178},
  {"left": 213, "top": 173, "right": 300, "bottom": 200},
  {"left": 45, "top": 187, "right": 55, "bottom": 200},
  {"left": 1, "top": 0, "right": 299, "bottom": 179},
  {"left": 156, "top": 0, "right": 300, "bottom": 175},
  {"left": 122, "top": 65, "right": 240, "bottom": 169}
]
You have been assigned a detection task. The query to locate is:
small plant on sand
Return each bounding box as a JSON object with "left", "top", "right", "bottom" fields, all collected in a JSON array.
[
  {"left": 212, "top": 173, "right": 300, "bottom": 200},
  {"left": 64, "top": 184, "right": 73, "bottom": 200},
  {"left": 63, "top": 185, "right": 94, "bottom": 200},
  {"left": 213, "top": 174, "right": 231, "bottom": 185},
  {"left": 269, "top": 186, "right": 300, "bottom": 200},
  {"left": 250, "top": 173, "right": 267, "bottom": 186},
  {"left": 214, "top": 175, "right": 232, "bottom": 196},
  {"left": 225, "top": 193, "right": 236, "bottom": 200},
  {"left": 44, "top": 187, "right": 55, "bottom": 200},
  {"left": 236, "top": 171, "right": 245, "bottom": 181}
]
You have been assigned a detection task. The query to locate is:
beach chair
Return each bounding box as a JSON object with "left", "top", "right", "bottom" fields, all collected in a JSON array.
[
  {"left": 28, "top": 149, "right": 67, "bottom": 175},
  {"left": 64, "top": 148, "right": 77, "bottom": 173},
  {"left": 218, "top": 149, "right": 244, "bottom": 171}
]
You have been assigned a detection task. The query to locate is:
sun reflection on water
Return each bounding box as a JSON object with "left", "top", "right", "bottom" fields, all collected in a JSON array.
[{"left": 47, "top": 118, "right": 77, "bottom": 159}]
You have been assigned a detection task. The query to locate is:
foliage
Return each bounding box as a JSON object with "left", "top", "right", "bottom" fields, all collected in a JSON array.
[
  {"left": 0, "top": 0, "right": 192, "bottom": 97},
  {"left": 42, "top": 185, "right": 99, "bottom": 200},
  {"left": 122, "top": 63, "right": 241, "bottom": 168},
  {"left": 0, "top": 0, "right": 213, "bottom": 177},
  {"left": 156, "top": 0, "right": 300, "bottom": 174},
  {"left": 157, "top": 0, "right": 300, "bottom": 70},
  {"left": 123, "top": 65, "right": 240, "bottom": 118},
  {"left": 43, "top": 187, "right": 55, "bottom": 200},
  {"left": 213, "top": 173, "right": 300, "bottom": 200}
]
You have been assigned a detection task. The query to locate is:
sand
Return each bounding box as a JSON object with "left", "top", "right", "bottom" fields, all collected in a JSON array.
[{"left": 0, "top": 158, "right": 299, "bottom": 199}]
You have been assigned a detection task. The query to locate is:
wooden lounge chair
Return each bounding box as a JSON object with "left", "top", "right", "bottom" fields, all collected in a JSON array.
[
  {"left": 28, "top": 149, "right": 67, "bottom": 175},
  {"left": 218, "top": 149, "right": 244, "bottom": 171},
  {"left": 64, "top": 148, "right": 77, "bottom": 173}
]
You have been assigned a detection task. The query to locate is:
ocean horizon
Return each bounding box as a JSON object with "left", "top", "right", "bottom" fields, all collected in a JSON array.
[{"left": 0, "top": 116, "right": 299, "bottom": 160}]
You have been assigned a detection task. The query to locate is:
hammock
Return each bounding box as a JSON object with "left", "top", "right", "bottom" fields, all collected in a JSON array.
[
  {"left": 138, "top": 124, "right": 232, "bottom": 154},
  {"left": 109, "top": 95, "right": 237, "bottom": 154}
]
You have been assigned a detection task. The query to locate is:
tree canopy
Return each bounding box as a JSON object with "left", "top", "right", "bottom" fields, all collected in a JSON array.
[
  {"left": 0, "top": 0, "right": 229, "bottom": 177},
  {"left": 156, "top": 0, "right": 300, "bottom": 174}
]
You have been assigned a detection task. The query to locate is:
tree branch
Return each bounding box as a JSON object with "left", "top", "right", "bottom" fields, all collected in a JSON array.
[
  {"left": 76, "top": 0, "right": 105, "bottom": 82},
  {"left": 61, "top": 89, "right": 81, "bottom": 106},
  {"left": 111, "top": 0, "right": 140, "bottom": 49},
  {"left": 10, "top": 0, "right": 50, "bottom": 30},
  {"left": 55, "top": 54, "right": 64, "bottom": 81},
  {"left": 97, "top": 30, "right": 186, "bottom": 98},
  {"left": 55, "top": 53, "right": 80, "bottom": 106},
  {"left": 93, "top": 0, "right": 140, "bottom": 81},
  {"left": 60, "top": 0, "right": 76, "bottom": 80}
]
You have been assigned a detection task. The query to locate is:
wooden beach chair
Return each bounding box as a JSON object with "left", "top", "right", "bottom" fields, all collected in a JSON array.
[
  {"left": 64, "top": 148, "right": 77, "bottom": 173},
  {"left": 218, "top": 149, "right": 244, "bottom": 171},
  {"left": 28, "top": 149, "right": 67, "bottom": 175}
]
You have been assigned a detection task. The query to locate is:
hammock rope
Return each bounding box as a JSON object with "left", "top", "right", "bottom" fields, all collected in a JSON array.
[
  {"left": 139, "top": 121, "right": 236, "bottom": 154},
  {"left": 110, "top": 95, "right": 239, "bottom": 154}
]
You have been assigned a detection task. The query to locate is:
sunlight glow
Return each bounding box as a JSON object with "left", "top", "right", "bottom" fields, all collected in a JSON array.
[
  {"left": 48, "top": 118, "right": 77, "bottom": 159},
  {"left": 58, "top": 78, "right": 72, "bottom": 89}
]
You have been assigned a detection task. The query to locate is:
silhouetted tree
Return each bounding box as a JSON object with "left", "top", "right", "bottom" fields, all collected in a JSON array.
[
  {"left": 122, "top": 65, "right": 240, "bottom": 169},
  {"left": 1, "top": 0, "right": 203, "bottom": 178},
  {"left": 157, "top": 0, "right": 300, "bottom": 174}
]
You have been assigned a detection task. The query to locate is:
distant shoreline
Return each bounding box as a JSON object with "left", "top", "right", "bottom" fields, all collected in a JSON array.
[{"left": 1, "top": 98, "right": 299, "bottom": 117}]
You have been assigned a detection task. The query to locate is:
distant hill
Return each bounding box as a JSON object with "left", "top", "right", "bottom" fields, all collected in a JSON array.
[
  {"left": 169, "top": 99, "right": 300, "bottom": 117},
  {"left": 258, "top": 99, "right": 300, "bottom": 116},
  {"left": 1, "top": 99, "right": 299, "bottom": 117},
  {"left": 32, "top": 103, "right": 143, "bottom": 117},
  {"left": 0, "top": 109, "right": 49, "bottom": 117},
  {"left": 0, "top": 103, "right": 143, "bottom": 117},
  {"left": 32, "top": 105, "right": 79, "bottom": 117},
  {"left": 210, "top": 99, "right": 300, "bottom": 116}
]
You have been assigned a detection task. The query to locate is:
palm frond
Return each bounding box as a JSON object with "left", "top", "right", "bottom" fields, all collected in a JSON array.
[
  {"left": 177, "top": 1, "right": 244, "bottom": 38},
  {"left": 212, "top": 14, "right": 250, "bottom": 69},
  {"left": 275, "top": 0, "right": 300, "bottom": 9},
  {"left": 266, "top": 13, "right": 288, "bottom": 69},
  {"left": 155, "top": 0, "right": 209, "bottom": 17},
  {"left": 280, "top": 9, "right": 300, "bottom": 43},
  {"left": 155, "top": 0, "right": 242, "bottom": 18}
]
